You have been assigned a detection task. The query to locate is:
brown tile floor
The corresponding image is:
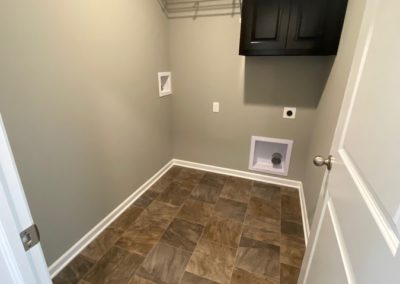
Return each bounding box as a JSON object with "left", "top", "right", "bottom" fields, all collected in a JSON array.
[{"left": 53, "top": 166, "right": 305, "bottom": 284}]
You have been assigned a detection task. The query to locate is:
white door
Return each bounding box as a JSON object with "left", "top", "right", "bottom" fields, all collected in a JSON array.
[
  {"left": 299, "top": 0, "right": 400, "bottom": 283},
  {"left": 0, "top": 114, "right": 51, "bottom": 284}
]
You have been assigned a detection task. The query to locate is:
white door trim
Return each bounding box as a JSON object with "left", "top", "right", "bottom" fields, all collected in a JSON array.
[
  {"left": 0, "top": 114, "right": 51, "bottom": 284},
  {"left": 0, "top": 190, "right": 27, "bottom": 284}
]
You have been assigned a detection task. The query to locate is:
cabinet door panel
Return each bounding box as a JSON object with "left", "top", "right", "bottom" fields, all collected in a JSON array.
[
  {"left": 239, "top": 0, "right": 290, "bottom": 55},
  {"left": 286, "top": 0, "right": 348, "bottom": 54},
  {"left": 297, "top": 0, "right": 326, "bottom": 39}
]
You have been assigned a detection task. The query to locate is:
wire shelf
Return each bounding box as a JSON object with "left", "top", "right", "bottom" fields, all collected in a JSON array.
[{"left": 158, "top": 0, "right": 242, "bottom": 19}]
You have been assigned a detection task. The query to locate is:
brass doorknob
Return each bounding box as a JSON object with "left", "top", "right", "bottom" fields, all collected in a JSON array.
[{"left": 313, "top": 155, "right": 333, "bottom": 171}]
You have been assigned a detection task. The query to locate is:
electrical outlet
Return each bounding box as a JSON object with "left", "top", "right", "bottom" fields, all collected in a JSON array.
[{"left": 283, "top": 107, "right": 296, "bottom": 119}]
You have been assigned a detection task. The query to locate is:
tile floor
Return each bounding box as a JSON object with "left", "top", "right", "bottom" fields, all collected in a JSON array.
[{"left": 53, "top": 166, "right": 305, "bottom": 284}]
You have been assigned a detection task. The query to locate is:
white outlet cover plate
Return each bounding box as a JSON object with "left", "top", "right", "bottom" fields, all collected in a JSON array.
[
  {"left": 213, "top": 102, "right": 220, "bottom": 113},
  {"left": 283, "top": 107, "right": 296, "bottom": 119}
]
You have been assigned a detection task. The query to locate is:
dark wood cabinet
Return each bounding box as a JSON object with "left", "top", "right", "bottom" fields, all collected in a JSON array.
[{"left": 239, "top": 0, "right": 348, "bottom": 56}]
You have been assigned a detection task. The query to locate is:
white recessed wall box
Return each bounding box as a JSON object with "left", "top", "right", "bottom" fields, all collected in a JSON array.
[
  {"left": 158, "top": 72, "right": 172, "bottom": 97},
  {"left": 249, "top": 136, "right": 293, "bottom": 176},
  {"left": 283, "top": 107, "right": 296, "bottom": 119}
]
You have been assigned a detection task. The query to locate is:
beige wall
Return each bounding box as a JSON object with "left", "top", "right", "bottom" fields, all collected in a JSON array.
[
  {"left": 301, "top": 0, "right": 367, "bottom": 222},
  {"left": 0, "top": 0, "right": 171, "bottom": 264},
  {"left": 0, "top": 0, "right": 366, "bottom": 266},
  {"left": 169, "top": 16, "right": 333, "bottom": 181}
]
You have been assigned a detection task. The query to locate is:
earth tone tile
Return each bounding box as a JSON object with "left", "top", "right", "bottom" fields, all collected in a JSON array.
[
  {"left": 81, "top": 227, "right": 124, "bottom": 262},
  {"left": 202, "top": 215, "right": 242, "bottom": 248},
  {"left": 280, "top": 186, "right": 299, "bottom": 198},
  {"left": 174, "top": 168, "right": 204, "bottom": 188},
  {"left": 251, "top": 182, "right": 281, "bottom": 202},
  {"left": 235, "top": 238, "right": 280, "bottom": 279},
  {"left": 102, "top": 252, "right": 144, "bottom": 283},
  {"left": 54, "top": 254, "right": 94, "bottom": 283},
  {"left": 129, "top": 275, "right": 156, "bottom": 284},
  {"left": 83, "top": 247, "right": 143, "bottom": 283},
  {"left": 56, "top": 167, "right": 306, "bottom": 284},
  {"left": 160, "top": 218, "right": 204, "bottom": 252},
  {"left": 190, "top": 183, "right": 223, "bottom": 204},
  {"left": 280, "top": 235, "right": 305, "bottom": 268},
  {"left": 134, "top": 200, "right": 180, "bottom": 229},
  {"left": 281, "top": 221, "right": 305, "bottom": 241},
  {"left": 186, "top": 239, "right": 236, "bottom": 284},
  {"left": 245, "top": 196, "right": 281, "bottom": 233},
  {"left": 52, "top": 277, "right": 69, "bottom": 284},
  {"left": 110, "top": 205, "right": 144, "bottom": 231},
  {"left": 136, "top": 243, "right": 191, "bottom": 284},
  {"left": 177, "top": 199, "right": 214, "bottom": 225},
  {"left": 180, "top": 271, "right": 219, "bottom": 284},
  {"left": 134, "top": 190, "right": 159, "bottom": 208},
  {"left": 281, "top": 194, "right": 302, "bottom": 224},
  {"left": 214, "top": 198, "right": 247, "bottom": 222},
  {"left": 241, "top": 225, "right": 281, "bottom": 247},
  {"left": 175, "top": 168, "right": 205, "bottom": 180},
  {"left": 280, "top": 263, "right": 300, "bottom": 284},
  {"left": 220, "top": 177, "right": 252, "bottom": 203},
  {"left": 116, "top": 222, "right": 165, "bottom": 256},
  {"left": 163, "top": 166, "right": 183, "bottom": 180},
  {"left": 150, "top": 177, "right": 173, "bottom": 193},
  {"left": 230, "top": 268, "right": 278, "bottom": 284},
  {"left": 156, "top": 182, "right": 192, "bottom": 206},
  {"left": 200, "top": 172, "right": 227, "bottom": 188}
]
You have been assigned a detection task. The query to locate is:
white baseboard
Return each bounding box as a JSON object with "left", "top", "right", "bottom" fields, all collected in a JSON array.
[
  {"left": 172, "top": 159, "right": 310, "bottom": 244},
  {"left": 298, "top": 183, "right": 310, "bottom": 244},
  {"left": 172, "top": 159, "right": 301, "bottom": 188},
  {"left": 49, "top": 159, "right": 311, "bottom": 278},
  {"left": 48, "top": 160, "right": 174, "bottom": 278}
]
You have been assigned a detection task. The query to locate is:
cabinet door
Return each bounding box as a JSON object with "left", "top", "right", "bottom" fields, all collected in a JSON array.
[
  {"left": 239, "top": 0, "right": 290, "bottom": 55},
  {"left": 286, "top": 0, "right": 348, "bottom": 54}
]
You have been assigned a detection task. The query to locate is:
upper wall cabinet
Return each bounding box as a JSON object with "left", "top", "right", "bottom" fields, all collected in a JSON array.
[{"left": 239, "top": 0, "right": 348, "bottom": 56}]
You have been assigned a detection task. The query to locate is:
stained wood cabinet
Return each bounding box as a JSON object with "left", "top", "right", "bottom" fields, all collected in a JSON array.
[{"left": 239, "top": 0, "right": 348, "bottom": 56}]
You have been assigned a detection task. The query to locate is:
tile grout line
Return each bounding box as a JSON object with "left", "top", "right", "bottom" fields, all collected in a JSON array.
[
  {"left": 175, "top": 171, "right": 210, "bottom": 284},
  {"left": 59, "top": 167, "right": 304, "bottom": 284},
  {"left": 228, "top": 179, "right": 253, "bottom": 283},
  {"left": 136, "top": 167, "right": 205, "bottom": 283},
  {"left": 78, "top": 204, "right": 149, "bottom": 282},
  {"left": 180, "top": 174, "right": 228, "bottom": 284},
  {"left": 81, "top": 168, "right": 182, "bottom": 283},
  {"left": 132, "top": 169, "right": 194, "bottom": 283}
]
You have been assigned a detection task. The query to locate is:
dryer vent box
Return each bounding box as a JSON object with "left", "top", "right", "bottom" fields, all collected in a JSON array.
[
  {"left": 249, "top": 136, "right": 293, "bottom": 176},
  {"left": 158, "top": 72, "right": 172, "bottom": 97}
]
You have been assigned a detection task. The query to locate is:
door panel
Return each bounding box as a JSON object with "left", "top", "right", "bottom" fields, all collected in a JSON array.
[
  {"left": 239, "top": 0, "right": 290, "bottom": 54},
  {"left": 329, "top": 161, "right": 400, "bottom": 283},
  {"left": 286, "top": 0, "right": 347, "bottom": 53},
  {"left": 306, "top": 202, "right": 349, "bottom": 284},
  {"left": 300, "top": 0, "right": 400, "bottom": 283},
  {"left": 343, "top": 2, "right": 400, "bottom": 225},
  {"left": 253, "top": 1, "right": 282, "bottom": 40},
  {"left": 286, "top": 0, "right": 329, "bottom": 50},
  {"left": 296, "top": 0, "right": 326, "bottom": 39}
]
